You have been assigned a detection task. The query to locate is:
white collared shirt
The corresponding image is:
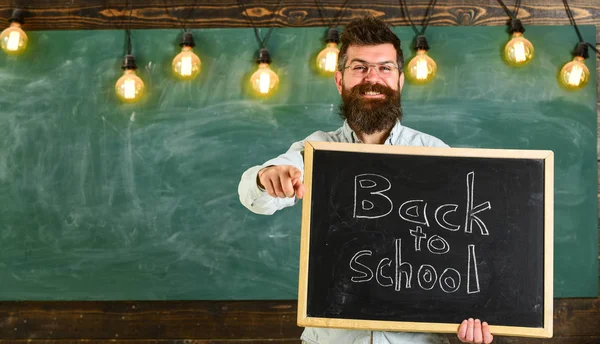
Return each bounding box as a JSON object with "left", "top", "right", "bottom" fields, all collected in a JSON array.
[
  {"left": 238, "top": 120, "right": 450, "bottom": 344},
  {"left": 239, "top": 120, "right": 448, "bottom": 215}
]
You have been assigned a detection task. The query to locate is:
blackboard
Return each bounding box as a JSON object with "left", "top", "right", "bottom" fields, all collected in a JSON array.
[
  {"left": 298, "top": 142, "right": 554, "bottom": 338},
  {"left": 0, "top": 25, "right": 595, "bottom": 301}
]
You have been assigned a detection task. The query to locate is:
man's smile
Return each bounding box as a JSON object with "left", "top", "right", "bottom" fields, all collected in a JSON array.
[{"left": 361, "top": 90, "right": 386, "bottom": 99}]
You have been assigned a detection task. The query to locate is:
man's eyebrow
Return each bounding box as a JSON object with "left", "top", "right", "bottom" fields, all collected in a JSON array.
[{"left": 349, "top": 58, "right": 396, "bottom": 65}]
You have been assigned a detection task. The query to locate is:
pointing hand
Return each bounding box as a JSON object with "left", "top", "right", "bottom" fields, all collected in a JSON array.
[{"left": 257, "top": 165, "right": 305, "bottom": 199}]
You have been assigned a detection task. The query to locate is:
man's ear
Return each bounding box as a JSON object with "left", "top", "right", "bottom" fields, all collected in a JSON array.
[
  {"left": 335, "top": 71, "right": 343, "bottom": 95},
  {"left": 399, "top": 72, "right": 405, "bottom": 92}
]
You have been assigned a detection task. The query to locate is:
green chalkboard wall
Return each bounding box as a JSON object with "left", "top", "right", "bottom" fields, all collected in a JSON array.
[{"left": 0, "top": 26, "right": 596, "bottom": 300}]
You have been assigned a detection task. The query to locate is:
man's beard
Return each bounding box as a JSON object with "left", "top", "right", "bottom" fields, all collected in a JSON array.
[{"left": 339, "top": 82, "right": 402, "bottom": 135}]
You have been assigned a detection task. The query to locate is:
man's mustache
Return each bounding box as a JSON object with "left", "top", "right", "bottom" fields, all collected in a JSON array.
[{"left": 349, "top": 83, "right": 396, "bottom": 98}]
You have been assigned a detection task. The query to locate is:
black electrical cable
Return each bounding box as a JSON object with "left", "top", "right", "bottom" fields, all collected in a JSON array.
[
  {"left": 562, "top": 0, "right": 600, "bottom": 56},
  {"left": 104, "top": 0, "right": 126, "bottom": 28},
  {"left": 399, "top": 0, "right": 438, "bottom": 37},
  {"left": 126, "top": 0, "right": 133, "bottom": 54},
  {"left": 314, "top": 0, "right": 352, "bottom": 29},
  {"left": 6, "top": 0, "right": 31, "bottom": 24},
  {"left": 495, "top": 0, "right": 527, "bottom": 34},
  {"left": 237, "top": 0, "right": 284, "bottom": 49},
  {"left": 495, "top": 0, "right": 520, "bottom": 19},
  {"left": 10, "top": 0, "right": 31, "bottom": 11},
  {"left": 513, "top": 0, "right": 521, "bottom": 18},
  {"left": 163, "top": 0, "right": 200, "bottom": 33},
  {"left": 562, "top": 0, "right": 583, "bottom": 43},
  {"left": 120, "top": 0, "right": 138, "bottom": 70}
]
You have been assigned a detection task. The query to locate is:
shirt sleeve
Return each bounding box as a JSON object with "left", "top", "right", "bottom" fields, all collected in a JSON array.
[
  {"left": 426, "top": 135, "right": 449, "bottom": 148},
  {"left": 238, "top": 140, "right": 306, "bottom": 215}
]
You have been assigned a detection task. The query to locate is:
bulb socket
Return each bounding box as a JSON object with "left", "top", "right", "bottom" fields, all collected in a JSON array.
[
  {"left": 9, "top": 9, "right": 25, "bottom": 24},
  {"left": 256, "top": 48, "right": 272, "bottom": 64},
  {"left": 325, "top": 28, "right": 340, "bottom": 44},
  {"left": 573, "top": 42, "right": 589, "bottom": 59},
  {"left": 508, "top": 19, "right": 525, "bottom": 34},
  {"left": 121, "top": 54, "right": 137, "bottom": 70},
  {"left": 180, "top": 31, "right": 196, "bottom": 48},
  {"left": 415, "top": 35, "right": 430, "bottom": 51}
]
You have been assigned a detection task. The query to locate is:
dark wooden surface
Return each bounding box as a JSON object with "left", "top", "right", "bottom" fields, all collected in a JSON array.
[
  {"left": 0, "top": 1, "right": 598, "bottom": 343},
  {"left": 0, "top": 0, "right": 597, "bottom": 30},
  {"left": 0, "top": 301, "right": 302, "bottom": 340},
  {"left": 0, "top": 297, "right": 598, "bottom": 343}
]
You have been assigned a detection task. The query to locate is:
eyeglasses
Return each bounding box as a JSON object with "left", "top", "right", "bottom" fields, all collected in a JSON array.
[{"left": 343, "top": 62, "right": 400, "bottom": 78}]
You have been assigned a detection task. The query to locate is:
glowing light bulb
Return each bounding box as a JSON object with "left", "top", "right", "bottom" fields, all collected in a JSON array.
[
  {"left": 316, "top": 42, "right": 339, "bottom": 74},
  {"left": 559, "top": 56, "right": 590, "bottom": 89},
  {"left": 504, "top": 32, "right": 534, "bottom": 66},
  {"left": 115, "top": 55, "right": 145, "bottom": 103},
  {"left": 1, "top": 10, "right": 27, "bottom": 55},
  {"left": 172, "top": 32, "right": 201, "bottom": 80},
  {"left": 406, "top": 50, "right": 437, "bottom": 84},
  {"left": 250, "top": 63, "right": 279, "bottom": 95},
  {"left": 250, "top": 49, "right": 279, "bottom": 96},
  {"left": 173, "top": 46, "right": 201, "bottom": 79},
  {"left": 123, "top": 78, "right": 136, "bottom": 99},
  {"left": 316, "top": 29, "right": 340, "bottom": 74},
  {"left": 116, "top": 70, "right": 145, "bottom": 102}
]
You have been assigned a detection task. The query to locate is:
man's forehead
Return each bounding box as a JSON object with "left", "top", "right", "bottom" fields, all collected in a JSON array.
[{"left": 346, "top": 43, "right": 397, "bottom": 61}]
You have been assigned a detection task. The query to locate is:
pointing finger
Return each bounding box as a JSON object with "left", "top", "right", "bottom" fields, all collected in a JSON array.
[
  {"left": 289, "top": 167, "right": 302, "bottom": 179},
  {"left": 279, "top": 174, "right": 295, "bottom": 198},
  {"left": 295, "top": 180, "right": 305, "bottom": 199}
]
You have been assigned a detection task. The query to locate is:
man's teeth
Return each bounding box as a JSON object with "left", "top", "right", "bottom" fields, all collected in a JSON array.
[{"left": 364, "top": 91, "right": 381, "bottom": 95}]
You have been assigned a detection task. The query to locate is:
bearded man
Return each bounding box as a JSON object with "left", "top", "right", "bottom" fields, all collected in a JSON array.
[{"left": 238, "top": 16, "right": 493, "bottom": 344}]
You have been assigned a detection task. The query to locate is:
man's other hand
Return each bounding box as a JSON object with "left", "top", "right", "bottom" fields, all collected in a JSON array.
[
  {"left": 257, "top": 165, "right": 305, "bottom": 199},
  {"left": 458, "top": 318, "right": 493, "bottom": 343}
]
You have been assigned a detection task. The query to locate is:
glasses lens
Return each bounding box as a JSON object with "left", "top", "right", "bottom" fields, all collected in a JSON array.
[
  {"left": 348, "top": 63, "right": 396, "bottom": 77},
  {"left": 378, "top": 65, "right": 394, "bottom": 74}
]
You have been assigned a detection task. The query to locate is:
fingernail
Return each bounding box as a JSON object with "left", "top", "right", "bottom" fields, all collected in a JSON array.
[
  {"left": 468, "top": 318, "right": 474, "bottom": 321},
  {"left": 475, "top": 319, "right": 480, "bottom": 323}
]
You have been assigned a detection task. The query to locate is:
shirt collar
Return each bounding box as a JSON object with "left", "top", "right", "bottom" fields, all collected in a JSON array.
[{"left": 342, "top": 120, "right": 403, "bottom": 145}]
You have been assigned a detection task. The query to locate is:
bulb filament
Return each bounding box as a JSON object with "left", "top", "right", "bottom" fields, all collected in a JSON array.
[{"left": 7, "top": 31, "right": 20, "bottom": 51}]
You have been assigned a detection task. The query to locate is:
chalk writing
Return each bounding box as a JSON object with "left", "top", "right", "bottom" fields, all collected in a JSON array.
[
  {"left": 348, "top": 239, "right": 478, "bottom": 294},
  {"left": 354, "top": 174, "right": 393, "bottom": 219},
  {"left": 354, "top": 172, "right": 490, "bottom": 234},
  {"left": 465, "top": 172, "right": 491, "bottom": 235},
  {"left": 349, "top": 172, "right": 490, "bottom": 294}
]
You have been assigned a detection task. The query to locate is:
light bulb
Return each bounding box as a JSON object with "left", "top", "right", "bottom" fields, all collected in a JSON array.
[
  {"left": 1, "top": 22, "right": 27, "bottom": 55},
  {"left": 115, "top": 55, "right": 144, "bottom": 103},
  {"left": 250, "top": 63, "right": 279, "bottom": 95},
  {"left": 559, "top": 56, "right": 590, "bottom": 89},
  {"left": 172, "top": 46, "right": 201, "bottom": 80},
  {"left": 504, "top": 32, "right": 534, "bottom": 66},
  {"left": 316, "top": 29, "right": 340, "bottom": 75},
  {"left": 116, "top": 69, "right": 145, "bottom": 102},
  {"left": 316, "top": 42, "right": 339, "bottom": 74},
  {"left": 406, "top": 50, "right": 437, "bottom": 84},
  {"left": 172, "top": 32, "right": 201, "bottom": 80}
]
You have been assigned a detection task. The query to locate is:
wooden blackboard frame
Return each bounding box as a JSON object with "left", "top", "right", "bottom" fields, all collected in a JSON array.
[{"left": 297, "top": 141, "right": 554, "bottom": 338}]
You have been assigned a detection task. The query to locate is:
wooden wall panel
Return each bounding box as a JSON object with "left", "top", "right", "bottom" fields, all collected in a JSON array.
[
  {"left": 0, "top": 297, "right": 598, "bottom": 343},
  {"left": 0, "top": 0, "right": 597, "bottom": 30}
]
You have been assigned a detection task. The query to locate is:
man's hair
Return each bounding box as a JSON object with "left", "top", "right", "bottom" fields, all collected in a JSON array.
[{"left": 337, "top": 16, "right": 404, "bottom": 72}]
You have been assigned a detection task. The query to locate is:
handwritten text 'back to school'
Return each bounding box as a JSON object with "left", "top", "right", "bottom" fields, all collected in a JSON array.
[{"left": 348, "top": 171, "right": 490, "bottom": 295}]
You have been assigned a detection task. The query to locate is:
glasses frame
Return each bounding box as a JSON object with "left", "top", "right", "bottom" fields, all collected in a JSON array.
[{"left": 342, "top": 62, "right": 400, "bottom": 78}]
